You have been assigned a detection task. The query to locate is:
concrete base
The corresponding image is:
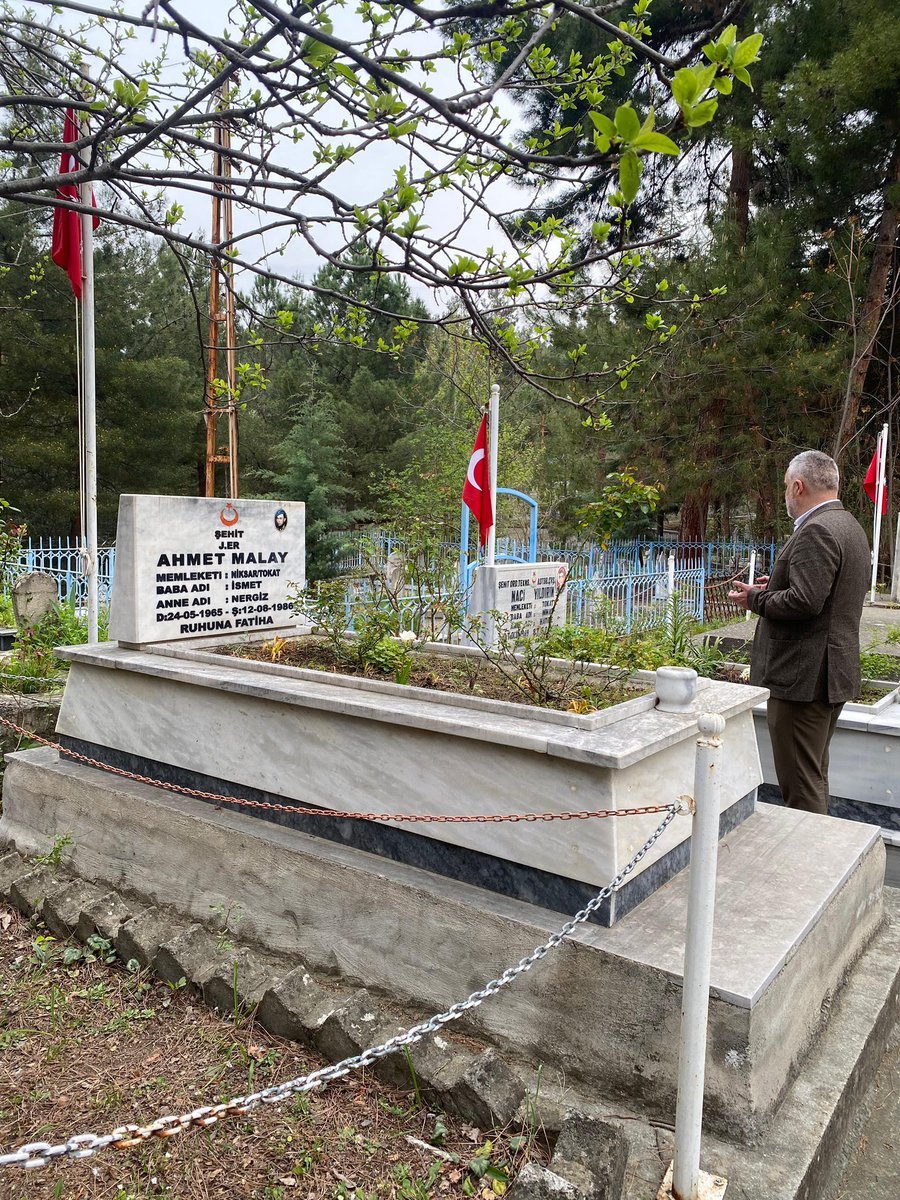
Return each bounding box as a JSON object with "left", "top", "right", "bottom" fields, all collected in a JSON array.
[
  {"left": 52, "top": 642, "right": 767, "bottom": 925},
  {"left": 619, "top": 890, "right": 900, "bottom": 1199},
  {"left": 0, "top": 746, "right": 889, "bottom": 1145},
  {"left": 754, "top": 697, "right": 900, "bottom": 816}
]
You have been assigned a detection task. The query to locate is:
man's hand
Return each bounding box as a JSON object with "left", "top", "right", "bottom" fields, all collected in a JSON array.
[
  {"left": 755, "top": 575, "right": 769, "bottom": 588},
  {"left": 727, "top": 580, "right": 756, "bottom": 610}
]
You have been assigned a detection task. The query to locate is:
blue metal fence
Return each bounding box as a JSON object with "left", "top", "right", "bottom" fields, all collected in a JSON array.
[
  {"left": 566, "top": 569, "right": 705, "bottom": 633},
  {"left": 3, "top": 538, "right": 116, "bottom": 606},
  {"left": 3, "top": 531, "right": 759, "bottom": 628},
  {"left": 335, "top": 530, "right": 777, "bottom": 581}
]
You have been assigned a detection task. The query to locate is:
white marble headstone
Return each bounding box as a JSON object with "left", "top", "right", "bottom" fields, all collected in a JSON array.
[
  {"left": 109, "top": 495, "right": 306, "bottom": 647},
  {"left": 471, "top": 561, "right": 569, "bottom": 646}
]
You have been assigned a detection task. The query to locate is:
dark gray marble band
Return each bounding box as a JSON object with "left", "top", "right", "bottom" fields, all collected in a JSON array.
[
  {"left": 59, "top": 735, "right": 756, "bottom": 926},
  {"left": 759, "top": 782, "right": 900, "bottom": 830}
]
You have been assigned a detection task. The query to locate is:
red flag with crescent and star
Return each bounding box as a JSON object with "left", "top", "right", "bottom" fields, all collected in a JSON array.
[
  {"left": 51, "top": 107, "right": 99, "bottom": 299},
  {"left": 462, "top": 413, "right": 493, "bottom": 547},
  {"left": 864, "top": 444, "right": 887, "bottom": 514}
]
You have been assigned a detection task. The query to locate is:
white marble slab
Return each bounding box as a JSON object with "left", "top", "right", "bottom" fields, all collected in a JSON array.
[
  {"left": 55, "top": 643, "right": 765, "bottom": 887},
  {"left": 108, "top": 494, "right": 306, "bottom": 646},
  {"left": 754, "top": 693, "right": 900, "bottom": 807},
  {"left": 471, "top": 561, "right": 568, "bottom": 643}
]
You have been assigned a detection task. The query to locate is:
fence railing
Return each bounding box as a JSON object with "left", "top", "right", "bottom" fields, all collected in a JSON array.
[
  {"left": 334, "top": 568, "right": 705, "bottom": 638},
  {"left": 3, "top": 534, "right": 749, "bottom": 630},
  {"left": 334, "top": 530, "right": 778, "bottom": 581},
  {"left": 566, "top": 569, "right": 705, "bottom": 633},
  {"left": 2, "top": 538, "right": 116, "bottom": 608}
]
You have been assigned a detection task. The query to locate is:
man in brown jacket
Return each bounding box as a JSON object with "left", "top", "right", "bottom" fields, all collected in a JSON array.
[{"left": 728, "top": 450, "right": 870, "bottom": 814}]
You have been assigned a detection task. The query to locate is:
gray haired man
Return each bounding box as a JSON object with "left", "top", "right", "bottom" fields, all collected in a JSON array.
[{"left": 728, "top": 450, "right": 870, "bottom": 814}]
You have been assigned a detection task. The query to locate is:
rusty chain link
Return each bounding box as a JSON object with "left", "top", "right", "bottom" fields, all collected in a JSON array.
[
  {"left": 0, "top": 713, "right": 674, "bottom": 824},
  {"left": 0, "top": 805, "right": 678, "bottom": 1169}
]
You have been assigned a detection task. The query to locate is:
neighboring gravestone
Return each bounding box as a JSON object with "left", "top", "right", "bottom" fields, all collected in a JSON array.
[
  {"left": 384, "top": 550, "right": 406, "bottom": 596},
  {"left": 109, "top": 495, "right": 306, "bottom": 647},
  {"left": 11, "top": 571, "right": 58, "bottom": 629},
  {"left": 471, "top": 561, "right": 568, "bottom": 646}
]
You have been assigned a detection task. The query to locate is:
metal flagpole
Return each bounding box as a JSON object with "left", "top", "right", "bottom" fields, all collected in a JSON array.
[
  {"left": 870, "top": 423, "right": 889, "bottom": 604},
  {"left": 485, "top": 383, "right": 499, "bottom": 567},
  {"left": 78, "top": 124, "right": 99, "bottom": 644}
]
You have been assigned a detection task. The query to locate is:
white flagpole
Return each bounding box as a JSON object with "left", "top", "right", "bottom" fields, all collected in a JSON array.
[
  {"left": 78, "top": 141, "right": 99, "bottom": 644},
  {"left": 485, "top": 382, "right": 499, "bottom": 567},
  {"left": 870, "top": 423, "right": 889, "bottom": 604}
]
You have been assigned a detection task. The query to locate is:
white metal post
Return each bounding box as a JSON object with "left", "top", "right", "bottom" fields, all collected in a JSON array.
[
  {"left": 79, "top": 173, "right": 99, "bottom": 645},
  {"left": 671, "top": 713, "right": 726, "bottom": 1200},
  {"left": 485, "top": 383, "right": 499, "bottom": 568},
  {"left": 666, "top": 551, "right": 676, "bottom": 633},
  {"left": 870, "top": 423, "right": 889, "bottom": 604},
  {"left": 745, "top": 550, "right": 756, "bottom": 623}
]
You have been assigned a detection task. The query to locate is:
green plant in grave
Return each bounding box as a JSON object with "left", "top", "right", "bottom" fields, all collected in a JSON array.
[
  {"left": 291, "top": 577, "right": 352, "bottom": 660},
  {"left": 291, "top": 570, "right": 456, "bottom": 679},
  {"left": 860, "top": 648, "right": 900, "bottom": 682},
  {"left": 464, "top": 579, "right": 628, "bottom": 710}
]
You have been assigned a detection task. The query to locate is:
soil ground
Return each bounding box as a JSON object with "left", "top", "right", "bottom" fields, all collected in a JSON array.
[
  {"left": 0, "top": 906, "right": 542, "bottom": 1200},
  {"left": 826, "top": 963, "right": 900, "bottom": 1200},
  {"left": 222, "top": 638, "right": 647, "bottom": 712}
]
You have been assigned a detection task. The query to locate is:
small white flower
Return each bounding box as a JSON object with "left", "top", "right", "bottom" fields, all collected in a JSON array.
[
  {"left": 398, "top": 630, "right": 417, "bottom": 644},
  {"left": 740, "top": 666, "right": 751, "bottom": 681}
]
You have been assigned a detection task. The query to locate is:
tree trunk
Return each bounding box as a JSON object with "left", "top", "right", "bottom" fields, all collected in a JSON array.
[
  {"left": 727, "top": 142, "right": 752, "bottom": 248},
  {"left": 681, "top": 487, "right": 710, "bottom": 544},
  {"left": 833, "top": 138, "right": 900, "bottom": 460}
]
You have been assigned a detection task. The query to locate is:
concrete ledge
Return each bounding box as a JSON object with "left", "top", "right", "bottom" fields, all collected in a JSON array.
[
  {"left": 619, "top": 890, "right": 900, "bottom": 1199},
  {"left": 0, "top": 837, "right": 534, "bottom": 1142},
  {"left": 0, "top": 746, "right": 887, "bottom": 1141},
  {"left": 3, "top": 770, "right": 899, "bottom": 1197}
]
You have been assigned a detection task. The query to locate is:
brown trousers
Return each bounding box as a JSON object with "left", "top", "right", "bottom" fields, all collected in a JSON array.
[{"left": 766, "top": 697, "right": 843, "bottom": 815}]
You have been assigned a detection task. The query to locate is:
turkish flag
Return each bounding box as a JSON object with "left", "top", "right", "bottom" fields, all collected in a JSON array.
[
  {"left": 51, "top": 107, "right": 98, "bottom": 299},
  {"left": 462, "top": 413, "right": 493, "bottom": 547},
  {"left": 864, "top": 445, "right": 887, "bottom": 513}
]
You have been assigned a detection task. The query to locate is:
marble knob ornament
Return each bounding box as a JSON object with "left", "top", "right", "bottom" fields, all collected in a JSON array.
[{"left": 655, "top": 666, "right": 698, "bottom": 713}]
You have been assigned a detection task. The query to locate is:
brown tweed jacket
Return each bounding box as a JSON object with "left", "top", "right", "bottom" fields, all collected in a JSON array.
[{"left": 748, "top": 501, "right": 871, "bottom": 703}]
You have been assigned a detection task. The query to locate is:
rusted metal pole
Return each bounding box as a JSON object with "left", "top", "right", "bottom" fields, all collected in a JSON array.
[
  {"left": 222, "top": 116, "right": 238, "bottom": 500},
  {"left": 203, "top": 124, "right": 222, "bottom": 497}
]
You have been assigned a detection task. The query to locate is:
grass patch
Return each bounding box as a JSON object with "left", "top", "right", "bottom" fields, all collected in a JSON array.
[{"left": 0, "top": 906, "right": 543, "bottom": 1199}]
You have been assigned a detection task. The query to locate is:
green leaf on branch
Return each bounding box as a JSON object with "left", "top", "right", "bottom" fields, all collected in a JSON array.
[
  {"left": 684, "top": 98, "right": 718, "bottom": 127},
  {"left": 300, "top": 37, "right": 337, "bottom": 68},
  {"left": 733, "top": 32, "right": 763, "bottom": 69},
  {"left": 387, "top": 119, "right": 419, "bottom": 139},
  {"left": 618, "top": 150, "right": 641, "bottom": 204},
  {"left": 631, "top": 131, "right": 679, "bottom": 154},
  {"left": 672, "top": 67, "right": 699, "bottom": 107},
  {"left": 448, "top": 256, "right": 479, "bottom": 277},
  {"left": 588, "top": 112, "right": 616, "bottom": 139},
  {"left": 671, "top": 64, "right": 716, "bottom": 109},
  {"left": 614, "top": 103, "right": 641, "bottom": 142}
]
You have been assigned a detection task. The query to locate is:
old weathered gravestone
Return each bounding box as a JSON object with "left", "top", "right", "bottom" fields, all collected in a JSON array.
[
  {"left": 384, "top": 550, "right": 406, "bottom": 596},
  {"left": 11, "top": 571, "right": 57, "bottom": 629}
]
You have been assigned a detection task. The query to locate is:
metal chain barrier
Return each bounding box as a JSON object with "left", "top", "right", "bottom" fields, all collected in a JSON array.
[
  {"left": 0, "top": 713, "right": 673, "bottom": 824},
  {"left": 0, "top": 803, "right": 677, "bottom": 1169}
]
